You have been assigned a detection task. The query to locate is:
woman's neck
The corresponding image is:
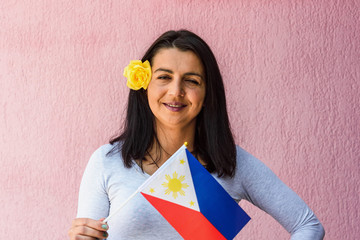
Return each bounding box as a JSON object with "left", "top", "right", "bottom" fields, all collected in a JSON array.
[{"left": 149, "top": 122, "right": 196, "bottom": 165}]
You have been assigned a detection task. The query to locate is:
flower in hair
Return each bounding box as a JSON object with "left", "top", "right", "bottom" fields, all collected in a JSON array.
[{"left": 123, "top": 60, "right": 152, "bottom": 90}]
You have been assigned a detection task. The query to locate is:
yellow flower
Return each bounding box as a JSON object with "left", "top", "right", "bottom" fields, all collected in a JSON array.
[{"left": 123, "top": 60, "right": 152, "bottom": 90}]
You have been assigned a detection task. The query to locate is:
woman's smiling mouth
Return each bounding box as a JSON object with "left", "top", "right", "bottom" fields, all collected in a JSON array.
[{"left": 163, "top": 102, "right": 187, "bottom": 112}]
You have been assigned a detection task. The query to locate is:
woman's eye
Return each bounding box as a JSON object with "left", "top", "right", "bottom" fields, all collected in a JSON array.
[
  {"left": 185, "top": 79, "right": 200, "bottom": 85},
  {"left": 158, "top": 75, "right": 171, "bottom": 80}
]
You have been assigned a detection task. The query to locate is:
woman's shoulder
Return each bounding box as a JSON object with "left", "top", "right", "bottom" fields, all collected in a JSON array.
[
  {"left": 91, "top": 141, "right": 123, "bottom": 158},
  {"left": 235, "top": 145, "right": 258, "bottom": 164},
  {"left": 92, "top": 143, "right": 114, "bottom": 154},
  {"left": 86, "top": 142, "right": 124, "bottom": 169},
  {"left": 234, "top": 145, "right": 269, "bottom": 175},
  {"left": 235, "top": 145, "right": 250, "bottom": 158}
]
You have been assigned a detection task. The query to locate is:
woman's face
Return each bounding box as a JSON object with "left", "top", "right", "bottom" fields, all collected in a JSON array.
[{"left": 147, "top": 48, "right": 206, "bottom": 130}]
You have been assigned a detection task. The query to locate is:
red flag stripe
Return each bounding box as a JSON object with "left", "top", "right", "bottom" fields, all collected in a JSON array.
[{"left": 141, "top": 193, "right": 226, "bottom": 240}]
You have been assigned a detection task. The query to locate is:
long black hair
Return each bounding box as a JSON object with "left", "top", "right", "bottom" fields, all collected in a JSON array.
[{"left": 109, "top": 30, "right": 236, "bottom": 177}]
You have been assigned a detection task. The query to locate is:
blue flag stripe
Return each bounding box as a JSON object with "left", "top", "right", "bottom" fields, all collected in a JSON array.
[{"left": 186, "top": 149, "right": 250, "bottom": 239}]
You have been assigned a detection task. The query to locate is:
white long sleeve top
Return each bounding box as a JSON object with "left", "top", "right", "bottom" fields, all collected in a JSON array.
[{"left": 77, "top": 143, "right": 325, "bottom": 239}]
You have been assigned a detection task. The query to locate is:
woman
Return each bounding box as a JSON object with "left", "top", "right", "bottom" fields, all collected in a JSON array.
[{"left": 69, "top": 30, "right": 325, "bottom": 239}]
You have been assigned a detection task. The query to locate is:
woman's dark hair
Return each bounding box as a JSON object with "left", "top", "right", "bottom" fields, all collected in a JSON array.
[{"left": 109, "top": 30, "right": 236, "bottom": 177}]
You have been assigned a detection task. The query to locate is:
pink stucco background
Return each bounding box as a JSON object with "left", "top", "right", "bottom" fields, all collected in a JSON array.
[{"left": 1, "top": 0, "right": 359, "bottom": 239}]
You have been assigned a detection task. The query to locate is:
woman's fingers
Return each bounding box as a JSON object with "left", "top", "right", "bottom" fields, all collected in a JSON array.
[
  {"left": 70, "top": 225, "right": 108, "bottom": 239},
  {"left": 69, "top": 218, "right": 108, "bottom": 240},
  {"left": 72, "top": 218, "right": 108, "bottom": 230}
]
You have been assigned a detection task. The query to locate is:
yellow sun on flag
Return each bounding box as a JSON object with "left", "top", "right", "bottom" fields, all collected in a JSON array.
[{"left": 162, "top": 171, "right": 189, "bottom": 199}]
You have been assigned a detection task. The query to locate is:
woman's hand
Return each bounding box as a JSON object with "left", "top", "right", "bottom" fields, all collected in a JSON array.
[{"left": 68, "top": 218, "right": 108, "bottom": 240}]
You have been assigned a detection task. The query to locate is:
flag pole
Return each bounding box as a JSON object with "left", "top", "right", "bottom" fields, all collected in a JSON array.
[
  {"left": 102, "top": 143, "right": 188, "bottom": 223},
  {"left": 103, "top": 189, "right": 139, "bottom": 223}
]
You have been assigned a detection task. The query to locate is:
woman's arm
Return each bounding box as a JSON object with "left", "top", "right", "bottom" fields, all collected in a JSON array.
[
  {"left": 76, "top": 146, "right": 110, "bottom": 219},
  {"left": 69, "top": 146, "right": 110, "bottom": 239},
  {"left": 235, "top": 147, "right": 325, "bottom": 239}
]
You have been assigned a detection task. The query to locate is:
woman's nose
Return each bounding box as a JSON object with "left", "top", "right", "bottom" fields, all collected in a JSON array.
[{"left": 168, "top": 78, "right": 185, "bottom": 97}]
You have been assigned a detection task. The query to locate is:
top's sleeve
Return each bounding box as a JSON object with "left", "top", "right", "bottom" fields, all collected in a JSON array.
[
  {"left": 76, "top": 146, "right": 110, "bottom": 219},
  {"left": 236, "top": 147, "right": 325, "bottom": 239}
]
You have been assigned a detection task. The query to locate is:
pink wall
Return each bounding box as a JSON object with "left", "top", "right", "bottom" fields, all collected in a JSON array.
[{"left": 1, "top": 0, "right": 359, "bottom": 239}]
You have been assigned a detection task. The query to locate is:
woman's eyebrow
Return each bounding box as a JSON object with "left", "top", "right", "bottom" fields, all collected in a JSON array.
[
  {"left": 184, "top": 72, "right": 203, "bottom": 79},
  {"left": 154, "top": 68, "right": 203, "bottom": 79},
  {"left": 154, "top": 68, "right": 173, "bottom": 74}
]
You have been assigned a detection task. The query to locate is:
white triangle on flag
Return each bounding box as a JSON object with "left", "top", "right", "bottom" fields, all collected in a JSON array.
[{"left": 141, "top": 149, "right": 200, "bottom": 212}]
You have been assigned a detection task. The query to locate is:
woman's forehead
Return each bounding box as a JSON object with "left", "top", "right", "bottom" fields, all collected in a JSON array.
[{"left": 152, "top": 48, "right": 204, "bottom": 75}]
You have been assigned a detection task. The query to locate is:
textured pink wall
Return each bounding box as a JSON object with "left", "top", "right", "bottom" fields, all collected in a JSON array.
[{"left": 1, "top": 0, "right": 359, "bottom": 239}]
